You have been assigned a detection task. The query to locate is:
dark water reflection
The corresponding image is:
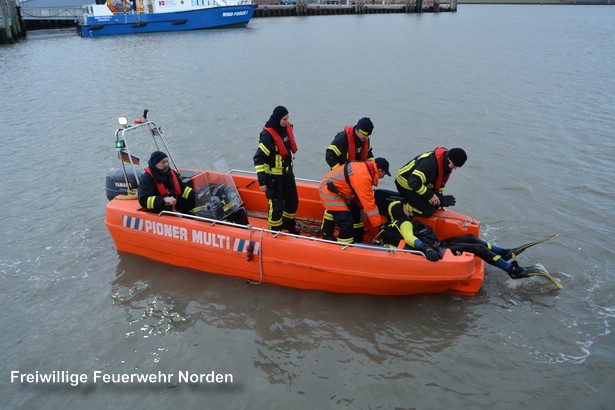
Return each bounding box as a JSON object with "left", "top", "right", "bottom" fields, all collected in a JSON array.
[{"left": 112, "top": 253, "right": 478, "bottom": 383}]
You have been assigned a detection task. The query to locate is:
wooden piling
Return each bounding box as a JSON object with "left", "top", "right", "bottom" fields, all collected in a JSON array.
[{"left": 0, "top": 0, "right": 26, "bottom": 44}]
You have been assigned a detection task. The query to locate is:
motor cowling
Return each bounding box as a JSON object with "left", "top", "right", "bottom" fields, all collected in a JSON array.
[{"left": 106, "top": 168, "right": 142, "bottom": 200}]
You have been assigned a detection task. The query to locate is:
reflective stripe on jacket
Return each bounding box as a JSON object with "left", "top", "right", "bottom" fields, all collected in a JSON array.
[
  {"left": 144, "top": 166, "right": 181, "bottom": 196},
  {"left": 142, "top": 167, "right": 192, "bottom": 211},
  {"left": 395, "top": 147, "right": 450, "bottom": 197},
  {"left": 254, "top": 125, "right": 296, "bottom": 184},
  {"left": 262, "top": 124, "right": 297, "bottom": 158},
  {"left": 326, "top": 127, "right": 373, "bottom": 169},
  {"left": 319, "top": 161, "right": 381, "bottom": 228}
]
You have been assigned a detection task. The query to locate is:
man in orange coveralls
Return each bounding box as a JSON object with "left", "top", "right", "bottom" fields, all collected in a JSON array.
[{"left": 319, "top": 158, "right": 390, "bottom": 244}]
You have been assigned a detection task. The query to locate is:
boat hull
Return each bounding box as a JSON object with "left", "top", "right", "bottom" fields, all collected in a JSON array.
[
  {"left": 78, "top": 6, "right": 254, "bottom": 37},
  {"left": 105, "top": 171, "right": 485, "bottom": 296}
]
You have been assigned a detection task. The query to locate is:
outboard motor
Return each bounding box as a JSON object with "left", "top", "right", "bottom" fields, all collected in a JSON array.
[{"left": 106, "top": 167, "right": 142, "bottom": 200}]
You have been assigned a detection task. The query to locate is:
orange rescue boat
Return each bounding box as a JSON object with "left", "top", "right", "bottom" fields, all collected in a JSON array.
[{"left": 105, "top": 111, "right": 485, "bottom": 296}]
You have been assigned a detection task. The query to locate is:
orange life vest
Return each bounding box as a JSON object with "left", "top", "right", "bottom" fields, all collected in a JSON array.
[
  {"left": 262, "top": 124, "right": 297, "bottom": 158},
  {"left": 144, "top": 166, "right": 181, "bottom": 196},
  {"left": 434, "top": 147, "right": 451, "bottom": 189},
  {"left": 345, "top": 126, "right": 369, "bottom": 162}
]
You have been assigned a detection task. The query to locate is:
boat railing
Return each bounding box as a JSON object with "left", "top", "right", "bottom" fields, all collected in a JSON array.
[
  {"left": 159, "top": 209, "right": 330, "bottom": 243},
  {"left": 230, "top": 168, "right": 319, "bottom": 185},
  {"left": 228, "top": 169, "right": 426, "bottom": 257},
  {"left": 114, "top": 116, "right": 182, "bottom": 192},
  {"left": 158, "top": 209, "right": 426, "bottom": 258}
]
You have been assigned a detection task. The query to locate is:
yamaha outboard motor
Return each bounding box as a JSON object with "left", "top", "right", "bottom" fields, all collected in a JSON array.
[{"left": 106, "top": 168, "right": 142, "bottom": 200}]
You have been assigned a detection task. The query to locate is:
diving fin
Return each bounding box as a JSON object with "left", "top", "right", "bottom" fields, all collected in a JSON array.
[
  {"left": 503, "top": 234, "right": 559, "bottom": 260},
  {"left": 523, "top": 265, "right": 564, "bottom": 290}
]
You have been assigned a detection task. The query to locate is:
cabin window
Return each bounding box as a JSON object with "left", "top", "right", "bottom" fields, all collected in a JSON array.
[{"left": 192, "top": 0, "right": 215, "bottom": 6}]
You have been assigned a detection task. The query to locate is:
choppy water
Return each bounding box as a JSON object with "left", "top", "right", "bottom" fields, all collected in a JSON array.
[{"left": 1, "top": 5, "right": 614, "bottom": 409}]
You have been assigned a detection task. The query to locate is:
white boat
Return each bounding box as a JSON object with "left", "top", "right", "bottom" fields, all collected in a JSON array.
[{"left": 78, "top": 0, "right": 255, "bottom": 37}]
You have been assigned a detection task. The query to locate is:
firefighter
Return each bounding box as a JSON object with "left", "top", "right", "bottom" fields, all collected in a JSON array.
[
  {"left": 395, "top": 147, "right": 467, "bottom": 218},
  {"left": 253, "top": 106, "right": 299, "bottom": 234},
  {"left": 325, "top": 117, "right": 375, "bottom": 169},
  {"left": 319, "top": 158, "right": 390, "bottom": 244},
  {"left": 374, "top": 189, "right": 537, "bottom": 279},
  {"left": 138, "top": 151, "right": 195, "bottom": 214},
  {"left": 322, "top": 117, "right": 375, "bottom": 238}
]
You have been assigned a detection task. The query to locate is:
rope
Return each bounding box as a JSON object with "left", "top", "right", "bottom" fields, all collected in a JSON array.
[
  {"left": 258, "top": 228, "right": 264, "bottom": 283},
  {"left": 247, "top": 227, "right": 264, "bottom": 285},
  {"left": 114, "top": 189, "right": 138, "bottom": 200},
  {"left": 296, "top": 217, "right": 323, "bottom": 237}
]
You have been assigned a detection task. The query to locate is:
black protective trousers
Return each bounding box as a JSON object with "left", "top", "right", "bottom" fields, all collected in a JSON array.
[
  {"left": 327, "top": 205, "right": 363, "bottom": 243},
  {"left": 266, "top": 170, "right": 298, "bottom": 231}
]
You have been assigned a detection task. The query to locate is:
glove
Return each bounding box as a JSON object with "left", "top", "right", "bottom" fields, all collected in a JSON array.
[
  {"left": 439, "top": 195, "right": 456, "bottom": 207},
  {"left": 419, "top": 244, "right": 440, "bottom": 262}
]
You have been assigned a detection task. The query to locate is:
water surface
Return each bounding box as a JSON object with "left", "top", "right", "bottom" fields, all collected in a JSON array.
[{"left": 1, "top": 5, "right": 614, "bottom": 409}]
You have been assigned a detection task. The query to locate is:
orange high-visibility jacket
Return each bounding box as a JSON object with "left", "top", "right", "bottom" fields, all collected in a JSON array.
[{"left": 319, "top": 161, "right": 381, "bottom": 228}]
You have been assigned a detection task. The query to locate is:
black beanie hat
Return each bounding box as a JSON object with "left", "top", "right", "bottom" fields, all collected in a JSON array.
[
  {"left": 355, "top": 117, "right": 374, "bottom": 136},
  {"left": 448, "top": 148, "right": 467, "bottom": 167},
  {"left": 149, "top": 151, "right": 168, "bottom": 167}
]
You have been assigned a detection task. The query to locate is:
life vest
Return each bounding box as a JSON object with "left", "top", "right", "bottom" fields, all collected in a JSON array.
[
  {"left": 262, "top": 125, "right": 297, "bottom": 158},
  {"left": 144, "top": 166, "right": 181, "bottom": 196},
  {"left": 433, "top": 147, "right": 451, "bottom": 190},
  {"left": 345, "top": 126, "right": 369, "bottom": 162}
]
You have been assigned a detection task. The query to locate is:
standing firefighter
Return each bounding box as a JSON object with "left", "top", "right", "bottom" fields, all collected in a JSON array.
[
  {"left": 325, "top": 117, "right": 375, "bottom": 169},
  {"left": 322, "top": 117, "right": 375, "bottom": 238},
  {"left": 253, "top": 106, "right": 299, "bottom": 234}
]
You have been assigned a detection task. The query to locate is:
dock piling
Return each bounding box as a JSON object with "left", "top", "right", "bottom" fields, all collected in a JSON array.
[{"left": 0, "top": 0, "right": 26, "bottom": 44}]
